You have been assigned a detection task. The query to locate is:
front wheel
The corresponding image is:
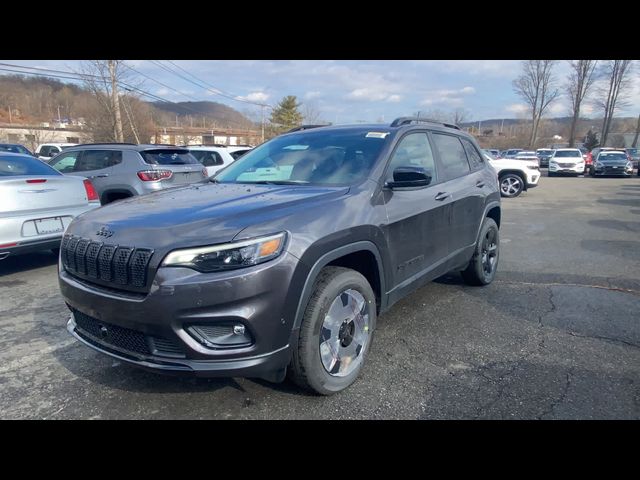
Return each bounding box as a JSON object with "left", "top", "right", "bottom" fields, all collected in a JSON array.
[
  {"left": 499, "top": 173, "right": 524, "bottom": 198},
  {"left": 289, "top": 266, "right": 376, "bottom": 395},
  {"left": 461, "top": 217, "right": 499, "bottom": 286}
]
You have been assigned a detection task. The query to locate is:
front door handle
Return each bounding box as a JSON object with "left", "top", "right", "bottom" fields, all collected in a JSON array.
[
  {"left": 476, "top": 180, "right": 485, "bottom": 188},
  {"left": 435, "top": 192, "right": 451, "bottom": 201}
]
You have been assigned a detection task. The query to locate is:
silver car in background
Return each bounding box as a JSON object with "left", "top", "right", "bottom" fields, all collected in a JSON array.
[
  {"left": 47, "top": 144, "right": 208, "bottom": 204},
  {"left": 0, "top": 153, "right": 101, "bottom": 260}
]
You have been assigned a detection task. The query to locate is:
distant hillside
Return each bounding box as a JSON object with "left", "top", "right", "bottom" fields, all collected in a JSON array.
[
  {"left": 150, "top": 101, "right": 254, "bottom": 129},
  {"left": 0, "top": 74, "right": 254, "bottom": 129},
  {"left": 460, "top": 116, "right": 636, "bottom": 129}
]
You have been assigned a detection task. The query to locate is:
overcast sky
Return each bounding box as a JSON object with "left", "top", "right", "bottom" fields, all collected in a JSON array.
[{"left": 3, "top": 60, "right": 639, "bottom": 123}]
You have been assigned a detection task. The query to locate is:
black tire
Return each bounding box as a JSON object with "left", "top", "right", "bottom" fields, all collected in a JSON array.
[
  {"left": 499, "top": 173, "right": 524, "bottom": 198},
  {"left": 461, "top": 217, "right": 499, "bottom": 286},
  {"left": 289, "top": 266, "right": 376, "bottom": 395}
]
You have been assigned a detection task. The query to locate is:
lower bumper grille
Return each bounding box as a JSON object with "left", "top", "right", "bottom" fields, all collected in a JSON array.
[{"left": 71, "top": 309, "right": 185, "bottom": 359}]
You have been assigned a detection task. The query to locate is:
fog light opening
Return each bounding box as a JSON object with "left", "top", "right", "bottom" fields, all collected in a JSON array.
[{"left": 187, "top": 323, "right": 253, "bottom": 349}]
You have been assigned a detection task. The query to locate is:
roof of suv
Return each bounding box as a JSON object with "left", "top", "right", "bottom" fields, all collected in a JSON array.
[
  {"left": 279, "top": 117, "right": 471, "bottom": 140},
  {"left": 63, "top": 143, "right": 188, "bottom": 152}
]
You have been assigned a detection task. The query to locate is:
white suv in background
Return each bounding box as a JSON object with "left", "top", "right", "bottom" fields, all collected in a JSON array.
[
  {"left": 183, "top": 145, "right": 253, "bottom": 177},
  {"left": 483, "top": 150, "right": 540, "bottom": 198},
  {"left": 548, "top": 148, "right": 585, "bottom": 177},
  {"left": 35, "top": 143, "right": 77, "bottom": 162}
]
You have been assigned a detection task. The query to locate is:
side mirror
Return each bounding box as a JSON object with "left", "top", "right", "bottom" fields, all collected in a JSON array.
[{"left": 386, "top": 166, "right": 432, "bottom": 189}]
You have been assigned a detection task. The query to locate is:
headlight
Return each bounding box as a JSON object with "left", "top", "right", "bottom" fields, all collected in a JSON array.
[
  {"left": 549, "top": 160, "right": 557, "bottom": 165},
  {"left": 526, "top": 165, "right": 539, "bottom": 170},
  {"left": 627, "top": 162, "right": 633, "bottom": 169},
  {"left": 595, "top": 162, "right": 603, "bottom": 168},
  {"left": 161, "top": 232, "right": 286, "bottom": 272}
]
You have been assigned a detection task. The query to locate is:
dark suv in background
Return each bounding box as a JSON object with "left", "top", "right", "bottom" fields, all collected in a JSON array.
[
  {"left": 58, "top": 118, "right": 501, "bottom": 395},
  {"left": 48, "top": 144, "right": 207, "bottom": 204}
]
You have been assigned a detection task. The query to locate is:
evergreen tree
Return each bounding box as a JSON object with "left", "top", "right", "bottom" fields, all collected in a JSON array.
[
  {"left": 269, "top": 96, "right": 303, "bottom": 133},
  {"left": 583, "top": 129, "right": 599, "bottom": 151}
]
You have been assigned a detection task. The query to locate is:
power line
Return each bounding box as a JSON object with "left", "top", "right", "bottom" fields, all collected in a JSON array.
[
  {"left": 0, "top": 62, "right": 222, "bottom": 121},
  {"left": 121, "top": 62, "right": 204, "bottom": 103},
  {"left": 150, "top": 60, "right": 271, "bottom": 108}
]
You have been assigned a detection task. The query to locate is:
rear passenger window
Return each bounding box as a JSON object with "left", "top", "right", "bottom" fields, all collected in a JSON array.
[
  {"left": 461, "top": 138, "right": 484, "bottom": 170},
  {"left": 432, "top": 133, "right": 471, "bottom": 181},
  {"left": 386, "top": 133, "right": 437, "bottom": 183},
  {"left": 74, "top": 150, "right": 122, "bottom": 172}
]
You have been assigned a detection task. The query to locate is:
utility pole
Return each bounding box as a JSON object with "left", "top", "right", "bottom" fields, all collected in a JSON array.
[
  {"left": 108, "top": 60, "right": 124, "bottom": 142},
  {"left": 8, "top": 106, "right": 12, "bottom": 124},
  {"left": 500, "top": 118, "right": 504, "bottom": 134}
]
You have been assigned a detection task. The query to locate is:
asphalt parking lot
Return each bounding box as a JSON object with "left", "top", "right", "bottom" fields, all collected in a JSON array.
[{"left": 1, "top": 172, "right": 639, "bottom": 419}]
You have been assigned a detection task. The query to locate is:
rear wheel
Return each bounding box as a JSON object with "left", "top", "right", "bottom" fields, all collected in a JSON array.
[
  {"left": 289, "top": 266, "right": 376, "bottom": 395},
  {"left": 461, "top": 217, "right": 499, "bottom": 286}
]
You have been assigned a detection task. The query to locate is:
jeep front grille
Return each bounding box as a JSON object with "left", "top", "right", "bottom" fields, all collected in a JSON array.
[{"left": 61, "top": 234, "right": 153, "bottom": 290}]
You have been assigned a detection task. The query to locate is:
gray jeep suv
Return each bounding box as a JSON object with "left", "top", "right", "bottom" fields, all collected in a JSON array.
[
  {"left": 48, "top": 143, "right": 207, "bottom": 204},
  {"left": 58, "top": 118, "right": 501, "bottom": 395}
]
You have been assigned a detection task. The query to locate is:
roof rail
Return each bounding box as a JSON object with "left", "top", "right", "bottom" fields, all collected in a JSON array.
[
  {"left": 180, "top": 144, "right": 228, "bottom": 148},
  {"left": 390, "top": 117, "right": 461, "bottom": 130},
  {"left": 286, "top": 124, "right": 331, "bottom": 133},
  {"left": 71, "top": 142, "right": 138, "bottom": 147}
]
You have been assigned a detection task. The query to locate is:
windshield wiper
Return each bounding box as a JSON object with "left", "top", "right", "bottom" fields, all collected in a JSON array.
[{"left": 237, "top": 180, "right": 310, "bottom": 185}]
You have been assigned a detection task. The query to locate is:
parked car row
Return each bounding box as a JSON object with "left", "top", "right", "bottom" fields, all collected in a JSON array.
[{"left": 0, "top": 142, "right": 255, "bottom": 261}]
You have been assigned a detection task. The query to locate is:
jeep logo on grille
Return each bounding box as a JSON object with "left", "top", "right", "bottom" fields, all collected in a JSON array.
[
  {"left": 96, "top": 226, "right": 114, "bottom": 238},
  {"left": 99, "top": 325, "right": 109, "bottom": 338}
]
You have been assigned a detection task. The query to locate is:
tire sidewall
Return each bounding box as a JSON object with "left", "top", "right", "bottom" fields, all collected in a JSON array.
[{"left": 299, "top": 270, "right": 377, "bottom": 395}]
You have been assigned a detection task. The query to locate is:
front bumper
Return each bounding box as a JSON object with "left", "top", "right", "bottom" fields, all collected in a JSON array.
[
  {"left": 60, "top": 251, "right": 301, "bottom": 378},
  {"left": 592, "top": 165, "right": 633, "bottom": 176},
  {"left": 548, "top": 163, "right": 584, "bottom": 174},
  {"left": 67, "top": 315, "right": 291, "bottom": 378}
]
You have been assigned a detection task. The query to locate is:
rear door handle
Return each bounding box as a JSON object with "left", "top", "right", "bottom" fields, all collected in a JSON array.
[
  {"left": 435, "top": 192, "right": 451, "bottom": 201},
  {"left": 476, "top": 180, "right": 485, "bottom": 188},
  {"left": 89, "top": 174, "right": 109, "bottom": 178}
]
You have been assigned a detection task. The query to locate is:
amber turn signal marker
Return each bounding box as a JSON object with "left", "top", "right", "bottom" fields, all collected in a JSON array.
[{"left": 258, "top": 238, "right": 282, "bottom": 257}]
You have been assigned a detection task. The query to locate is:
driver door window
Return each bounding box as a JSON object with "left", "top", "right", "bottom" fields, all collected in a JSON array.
[{"left": 386, "top": 133, "right": 437, "bottom": 183}]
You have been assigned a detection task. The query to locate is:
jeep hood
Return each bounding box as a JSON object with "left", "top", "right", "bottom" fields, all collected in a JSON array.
[{"left": 66, "top": 182, "right": 349, "bottom": 249}]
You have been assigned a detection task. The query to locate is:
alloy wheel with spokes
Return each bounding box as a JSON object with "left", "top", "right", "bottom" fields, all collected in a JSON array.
[
  {"left": 500, "top": 174, "right": 523, "bottom": 197},
  {"left": 481, "top": 227, "right": 498, "bottom": 280},
  {"left": 319, "top": 289, "right": 370, "bottom": 377}
]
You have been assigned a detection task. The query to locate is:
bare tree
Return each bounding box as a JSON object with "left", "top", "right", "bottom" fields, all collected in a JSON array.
[
  {"left": 78, "top": 61, "right": 141, "bottom": 142},
  {"left": 512, "top": 60, "right": 561, "bottom": 148},
  {"left": 451, "top": 108, "right": 471, "bottom": 126},
  {"left": 301, "top": 102, "right": 324, "bottom": 124},
  {"left": 594, "top": 60, "right": 634, "bottom": 146},
  {"left": 632, "top": 114, "right": 640, "bottom": 148},
  {"left": 566, "top": 60, "right": 598, "bottom": 147},
  {"left": 24, "top": 128, "right": 57, "bottom": 152}
]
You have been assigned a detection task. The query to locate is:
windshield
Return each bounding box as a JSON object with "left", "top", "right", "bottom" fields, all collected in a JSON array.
[
  {"left": 537, "top": 149, "right": 553, "bottom": 155},
  {"left": 0, "top": 154, "right": 61, "bottom": 176},
  {"left": 215, "top": 129, "right": 390, "bottom": 185},
  {"left": 626, "top": 149, "right": 638, "bottom": 155},
  {"left": 141, "top": 149, "right": 199, "bottom": 165},
  {"left": 599, "top": 153, "right": 627, "bottom": 161},
  {"left": 554, "top": 150, "right": 581, "bottom": 158},
  {"left": 0, "top": 144, "right": 33, "bottom": 155}
]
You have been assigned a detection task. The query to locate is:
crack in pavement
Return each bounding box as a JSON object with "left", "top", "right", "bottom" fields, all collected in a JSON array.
[
  {"left": 494, "top": 280, "right": 640, "bottom": 296},
  {"left": 537, "top": 368, "right": 575, "bottom": 419},
  {"left": 567, "top": 331, "right": 640, "bottom": 350}
]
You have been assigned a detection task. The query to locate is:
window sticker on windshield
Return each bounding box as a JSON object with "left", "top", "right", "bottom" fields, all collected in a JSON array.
[{"left": 365, "top": 132, "right": 389, "bottom": 139}]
